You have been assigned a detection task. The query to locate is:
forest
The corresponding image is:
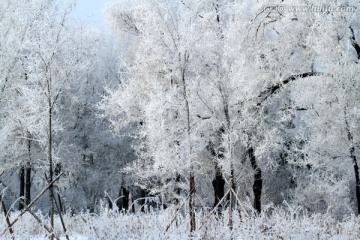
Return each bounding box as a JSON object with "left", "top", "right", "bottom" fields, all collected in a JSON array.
[{"left": 0, "top": 0, "right": 359, "bottom": 239}]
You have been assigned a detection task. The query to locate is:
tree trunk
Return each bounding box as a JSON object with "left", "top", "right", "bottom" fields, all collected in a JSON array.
[
  {"left": 212, "top": 165, "right": 225, "bottom": 211},
  {"left": 228, "top": 165, "right": 236, "bottom": 229},
  {"left": 350, "top": 148, "right": 360, "bottom": 214},
  {"left": 247, "top": 143, "right": 262, "bottom": 214},
  {"left": 46, "top": 67, "right": 55, "bottom": 239},
  {"left": 131, "top": 194, "right": 135, "bottom": 213},
  {"left": 344, "top": 108, "right": 360, "bottom": 214},
  {"left": 173, "top": 173, "right": 181, "bottom": 204},
  {"left": 189, "top": 172, "right": 196, "bottom": 232},
  {"left": 219, "top": 85, "right": 237, "bottom": 228},
  {"left": 25, "top": 162, "right": 31, "bottom": 206},
  {"left": 25, "top": 134, "right": 31, "bottom": 205},
  {"left": 117, "top": 187, "right": 128, "bottom": 211},
  {"left": 208, "top": 141, "right": 225, "bottom": 213},
  {"left": 140, "top": 189, "right": 150, "bottom": 212},
  {"left": 180, "top": 53, "right": 196, "bottom": 232},
  {"left": 19, "top": 165, "right": 25, "bottom": 210},
  {"left": 57, "top": 194, "right": 64, "bottom": 213},
  {"left": 48, "top": 97, "right": 55, "bottom": 234}
]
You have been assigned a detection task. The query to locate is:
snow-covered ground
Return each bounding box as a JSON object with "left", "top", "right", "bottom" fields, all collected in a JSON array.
[{"left": 1, "top": 204, "right": 360, "bottom": 239}]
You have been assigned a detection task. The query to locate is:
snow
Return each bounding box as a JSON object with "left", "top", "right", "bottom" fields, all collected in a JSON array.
[{"left": 1, "top": 205, "right": 360, "bottom": 239}]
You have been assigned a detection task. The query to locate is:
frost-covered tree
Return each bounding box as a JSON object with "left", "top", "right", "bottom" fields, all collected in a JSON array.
[
  {"left": 103, "top": 0, "right": 359, "bottom": 222},
  {"left": 103, "top": 0, "right": 223, "bottom": 231},
  {"left": 0, "top": 1, "right": 100, "bottom": 231},
  {"left": 0, "top": 0, "right": 57, "bottom": 210},
  {"left": 68, "top": 33, "right": 135, "bottom": 213},
  {"left": 223, "top": 0, "right": 360, "bottom": 215}
]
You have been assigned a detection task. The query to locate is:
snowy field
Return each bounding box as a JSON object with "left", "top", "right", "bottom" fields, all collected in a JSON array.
[{"left": 1, "top": 205, "right": 360, "bottom": 240}]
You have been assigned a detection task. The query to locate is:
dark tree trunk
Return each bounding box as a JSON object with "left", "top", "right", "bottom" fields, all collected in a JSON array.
[
  {"left": 228, "top": 164, "right": 236, "bottom": 229},
  {"left": 219, "top": 84, "right": 236, "bottom": 229},
  {"left": 180, "top": 54, "right": 196, "bottom": 232},
  {"left": 174, "top": 173, "right": 181, "bottom": 204},
  {"left": 140, "top": 189, "right": 150, "bottom": 212},
  {"left": 25, "top": 163, "right": 31, "bottom": 206},
  {"left": 208, "top": 141, "right": 226, "bottom": 212},
  {"left": 344, "top": 108, "right": 360, "bottom": 214},
  {"left": 212, "top": 166, "right": 225, "bottom": 210},
  {"left": 189, "top": 172, "right": 196, "bottom": 232},
  {"left": 350, "top": 148, "right": 360, "bottom": 214},
  {"left": 25, "top": 134, "right": 31, "bottom": 205},
  {"left": 48, "top": 106, "right": 55, "bottom": 230},
  {"left": 131, "top": 199, "right": 135, "bottom": 213},
  {"left": 247, "top": 144, "right": 262, "bottom": 214},
  {"left": 57, "top": 193, "right": 64, "bottom": 213},
  {"left": 118, "top": 187, "right": 130, "bottom": 211},
  {"left": 19, "top": 165, "right": 25, "bottom": 210},
  {"left": 350, "top": 27, "right": 360, "bottom": 60}
]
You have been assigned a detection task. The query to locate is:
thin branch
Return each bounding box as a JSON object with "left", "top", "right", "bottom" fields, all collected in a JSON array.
[
  {"left": 0, "top": 196, "right": 14, "bottom": 236},
  {"left": 208, "top": 188, "right": 231, "bottom": 216},
  {"left": 196, "top": 91, "right": 215, "bottom": 116},
  {"left": 350, "top": 27, "right": 360, "bottom": 60},
  {"left": 54, "top": 193, "right": 69, "bottom": 240},
  {"left": 165, "top": 193, "right": 190, "bottom": 232},
  {"left": 257, "top": 72, "right": 325, "bottom": 107},
  {"left": 22, "top": 202, "right": 56, "bottom": 238},
  {"left": 3, "top": 173, "right": 63, "bottom": 233}
]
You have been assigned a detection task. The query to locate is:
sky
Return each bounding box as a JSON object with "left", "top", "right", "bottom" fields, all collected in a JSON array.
[{"left": 71, "top": 0, "right": 114, "bottom": 27}]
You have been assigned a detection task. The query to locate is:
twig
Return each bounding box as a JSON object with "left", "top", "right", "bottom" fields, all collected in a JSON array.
[
  {"left": 22, "top": 203, "right": 54, "bottom": 236},
  {"left": 165, "top": 194, "right": 190, "bottom": 232},
  {"left": 54, "top": 193, "right": 69, "bottom": 240},
  {"left": 208, "top": 188, "right": 231, "bottom": 215},
  {"left": 230, "top": 188, "right": 249, "bottom": 218},
  {"left": 27, "top": 173, "right": 62, "bottom": 211},
  {"left": 0, "top": 195, "right": 14, "bottom": 235},
  {"left": 57, "top": 194, "right": 64, "bottom": 213},
  {"left": 208, "top": 174, "right": 242, "bottom": 216},
  {"left": 2, "top": 173, "right": 62, "bottom": 235}
]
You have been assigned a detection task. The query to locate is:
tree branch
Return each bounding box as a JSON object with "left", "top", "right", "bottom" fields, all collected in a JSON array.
[
  {"left": 4, "top": 173, "right": 62, "bottom": 232},
  {"left": 257, "top": 72, "right": 324, "bottom": 106},
  {"left": 350, "top": 27, "right": 360, "bottom": 60}
]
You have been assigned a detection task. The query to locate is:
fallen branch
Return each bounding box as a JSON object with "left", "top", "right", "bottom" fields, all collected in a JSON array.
[
  {"left": 230, "top": 188, "right": 250, "bottom": 218},
  {"left": 207, "top": 175, "right": 242, "bottom": 216},
  {"left": 54, "top": 193, "right": 69, "bottom": 240},
  {"left": 165, "top": 193, "right": 190, "bottom": 232},
  {"left": 0, "top": 195, "right": 14, "bottom": 235},
  {"left": 208, "top": 188, "right": 231, "bottom": 216},
  {"left": 1, "top": 173, "right": 62, "bottom": 235},
  {"left": 21, "top": 203, "right": 55, "bottom": 237}
]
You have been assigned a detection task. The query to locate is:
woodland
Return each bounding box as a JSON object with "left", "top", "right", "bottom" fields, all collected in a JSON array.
[{"left": 0, "top": 0, "right": 359, "bottom": 239}]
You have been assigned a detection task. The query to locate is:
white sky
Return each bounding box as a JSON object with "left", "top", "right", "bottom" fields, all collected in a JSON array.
[{"left": 71, "top": 0, "right": 114, "bottom": 27}]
